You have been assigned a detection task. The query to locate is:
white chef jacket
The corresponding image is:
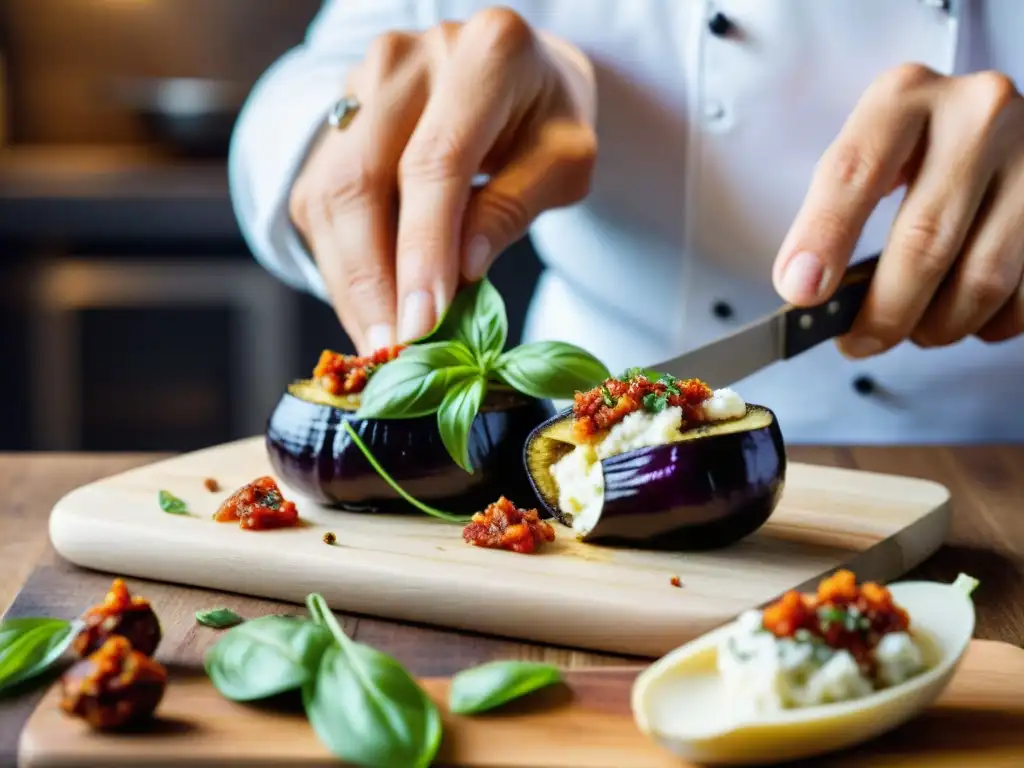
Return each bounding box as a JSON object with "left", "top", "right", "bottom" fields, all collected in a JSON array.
[{"left": 228, "top": 0, "right": 1024, "bottom": 444}]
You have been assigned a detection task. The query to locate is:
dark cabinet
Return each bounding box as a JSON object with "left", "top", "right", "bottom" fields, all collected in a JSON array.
[{"left": 0, "top": 236, "right": 541, "bottom": 452}]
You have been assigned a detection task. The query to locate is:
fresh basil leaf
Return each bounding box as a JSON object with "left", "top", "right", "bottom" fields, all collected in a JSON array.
[
  {"left": 196, "top": 608, "right": 245, "bottom": 630},
  {"left": 158, "top": 489, "right": 189, "bottom": 515},
  {"left": 304, "top": 644, "right": 442, "bottom": 768},
  {"left": 423, "top": 278, "right": 508, "bottom": 362},
  {"left": 448, "top": 660, "right": 562, "bottom": 715},
  {"left": 356, "top": 357, "right": 477, "bottom": 420},
  {"left": 437, "top": 375, "right": 487, "bottom": 474},
  {"left": 0, "top": 617, "right": 77, "bottom": 694},
  {"left": 396, "top": 340, "right": 476, "bottom": 368},
  {"left": 204, "top": 615, "right": 332, "bottom": 702},
  {"left": 495, "top": 341, "right": 611, "bottom": 400},
  {"left": 302, "top": 594, "right": 441, "bottom": 768}
]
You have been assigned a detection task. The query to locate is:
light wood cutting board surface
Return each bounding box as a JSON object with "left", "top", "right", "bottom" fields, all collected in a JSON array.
[
  {"left": 48, "top": 436, "right": 952, "bottom": 657},
  {"left": 18, "top": 639, "right": 1024, "bottom": 767}
]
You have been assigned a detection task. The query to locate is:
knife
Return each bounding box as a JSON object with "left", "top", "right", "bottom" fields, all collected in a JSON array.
[{"left": 647, "top": 254, "right": 880, "bottom": 389}]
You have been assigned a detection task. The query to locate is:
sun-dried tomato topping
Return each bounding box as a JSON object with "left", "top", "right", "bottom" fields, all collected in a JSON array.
[
  {"left": 572, "top": 372, "right": 714, "bottom": 440},
  {"left": 82, "top": 578, "right": 148, "bottom": 619},
  {"left": 214, "top": 476, "right": 300, "bottom": 530},
  {"left": 760, "top": 570, "right": 911, "bottom": 668},
  {"left": 60, "top": 635, "right": 168, "bottom": 729},
  {"left": 73, "top": 579, "right": 161, "bottom": 658},
  {"left": 312, "top": 345, "right": 406, "bottom": 396},
  {"left": 462, "top": 496, "right": 555, "bottom": 554}
]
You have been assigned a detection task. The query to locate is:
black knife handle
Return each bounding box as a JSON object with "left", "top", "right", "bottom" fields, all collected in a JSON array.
[{"left": 782, "top": 253, "right": 880, "bottom": 359}]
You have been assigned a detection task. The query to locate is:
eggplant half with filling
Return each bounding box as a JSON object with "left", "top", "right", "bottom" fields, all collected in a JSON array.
[
  {"left": 523, "top": 371, "right": 786, "bottom": 550},
  {"left": 266, "top": 347, "right": 553, "bottom": 515}
]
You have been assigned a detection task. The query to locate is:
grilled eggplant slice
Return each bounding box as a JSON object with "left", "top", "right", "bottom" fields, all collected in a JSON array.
[
  {"left": 523, "top": 404, "right": 786, "bottom": 550},
  {"left": 266, "top": 381, "right": 553, "bottom": 515}
]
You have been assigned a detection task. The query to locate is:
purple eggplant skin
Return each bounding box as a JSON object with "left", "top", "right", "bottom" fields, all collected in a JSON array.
[
  {"left": 265, "top": 385, "right": 555, "bottom": 516},
  {"left": 523, "top": 405, "right": 786, "bottom": 550}
]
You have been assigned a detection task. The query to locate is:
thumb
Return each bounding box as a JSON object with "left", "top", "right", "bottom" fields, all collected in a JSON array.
[{"left": 461, "top": 123, "right": 596, "bottom": 281}]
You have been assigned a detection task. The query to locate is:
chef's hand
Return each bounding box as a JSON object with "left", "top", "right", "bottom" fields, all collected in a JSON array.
[
  {"left": 773, "top": 64, "right": 1024, "bottom": 357},
  {"left": 289, "top": 8, "right": 597, "bottom": 354}
]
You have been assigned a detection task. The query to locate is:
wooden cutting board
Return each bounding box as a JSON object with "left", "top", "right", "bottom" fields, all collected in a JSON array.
[
  {"left": 18, "top": 639, "right": 1024, "bottom": 767},
  {"left": 47, "top": 436, "right": 952, "bottom": 657}
]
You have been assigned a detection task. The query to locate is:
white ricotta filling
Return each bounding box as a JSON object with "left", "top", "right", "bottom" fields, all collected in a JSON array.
[
  {"left": 716, "top": 608, "right": 927, "bottom": 712},
  {"left": 548, "top": 388, "right": 746, "bottom": 534}
]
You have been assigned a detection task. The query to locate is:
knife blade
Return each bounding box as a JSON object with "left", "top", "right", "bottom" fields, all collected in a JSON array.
[{"left": 647, "top": 254, "right": 880, "bottom": 389}]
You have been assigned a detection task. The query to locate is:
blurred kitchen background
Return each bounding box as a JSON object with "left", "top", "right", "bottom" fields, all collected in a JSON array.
[{"left": 0, "top": 0, "right": 543, "bottom": 452}]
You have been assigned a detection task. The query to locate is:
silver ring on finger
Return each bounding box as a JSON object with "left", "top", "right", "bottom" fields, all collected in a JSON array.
[{"left": 327, "top": 95, "right": 361, "bottom": 130}]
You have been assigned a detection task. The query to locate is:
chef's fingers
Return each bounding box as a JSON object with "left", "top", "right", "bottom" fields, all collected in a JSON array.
[
  {"left": 773, "top": 64, "right": 936, "bottom": 307},
  {"left": 839, "top": 71, "right": 1018, "bottom": 357},
  {"left": 292, "top": 33, "right": 428, "bottom": 354},
  {"left": 975, "top": 273, "right": 1024, "bottom": 343},
  {"left": 910, "top": 168, "right": 1024, "bottom": 347},
  {"left": 394, "top": 8, "right": 544, "bottom": 341},
  {"left": 460, "top": 121, "right": 596, "bottom": 281}
]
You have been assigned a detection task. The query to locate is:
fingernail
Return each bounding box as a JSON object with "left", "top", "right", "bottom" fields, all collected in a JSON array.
[
  {"left": 840, "top": 336, "right": 884, "bottom": 359},
  {"left": 780, "top": 251, "right": 829, "bottom": 302},
  {"left": 399, "top": 290, "right": 435, "bottom": 341},
  {"left": 365, "top": 323, "right": 394, "bottom": 352},
  {"left": 465, "top": 234, "right": 491, "bottom": 280}
]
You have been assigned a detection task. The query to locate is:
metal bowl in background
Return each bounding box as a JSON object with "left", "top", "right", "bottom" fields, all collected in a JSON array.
[{"left": 107, "top": 77, "right": 250, "bottom": 158}]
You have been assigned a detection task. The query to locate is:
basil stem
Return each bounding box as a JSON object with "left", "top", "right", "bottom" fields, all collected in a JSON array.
[
  {"left": 203, "top": 615, "right": 332, "bottom": 702},
  {"left": 0, "top": 617, "right": 78, "bottom": 695},
  {"left": 195, "top": 608, "right": 245, "bottom": 629},
  {"left": 340, "top": 422, "right": 470, "bottom": 523},
  {"left": 448, "top": 660, "right": 562, "bottom": 715},
  {"left": 303, "top": 594, "right": 442, "bottom": 768}
]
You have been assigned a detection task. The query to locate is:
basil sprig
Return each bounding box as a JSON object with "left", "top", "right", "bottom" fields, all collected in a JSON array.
[
  {"left": 448, "top": 660, "right": 562, "bottom": 715},
  {"left": 357, "top": 278, "right": 610, "bottom": 472},
  {"left": 204, "top": 595, "right": 441, "bottom": 768},
  {"left": 0, "top": 617, "right": 80, "bottom": 695},
  {"left": 303, "top": 594, "right": 442, "bottom": 768}
]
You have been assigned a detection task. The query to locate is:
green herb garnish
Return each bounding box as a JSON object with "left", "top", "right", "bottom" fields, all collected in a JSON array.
[
  {"left": 619, "top": 366, "right": 661, "bottom": 381},
  {"left": 303, "top": 593, "right": 442, "bottom": 767},
  {"left": 357, "top": 278, "right": 610, "bottom": 475},
  {"left": 448, "top": 660, "right": 562, "bottom": 715},
  {"left": 196, "top": 608, "right": 245, "bottom": 630},
  {"left": 600, "top": 385, "right": 617, "bottom": 408},
  {"left": 817, "top": 605, "right": 871, "bottom": 633},
  {"left": 158, "top": 489, "right": 189, "bottom": 515},
  {"left": 206, "top": 595, "right": 441, "bottom": 767},
  {"left": 204, "top": 614, "right": 332, "bottom": 702},
  {"left": 0, "top": 617, "right": 79, "bottom": 695}
]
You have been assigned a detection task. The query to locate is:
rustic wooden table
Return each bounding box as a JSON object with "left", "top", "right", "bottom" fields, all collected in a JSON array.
[{"left": 1, "top": 447, "right": 1022, "bottom": 764}]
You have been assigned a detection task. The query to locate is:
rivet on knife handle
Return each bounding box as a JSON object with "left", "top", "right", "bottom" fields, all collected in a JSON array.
[{"left": 782, "top": 253, "right": 880, "bottom": 359}]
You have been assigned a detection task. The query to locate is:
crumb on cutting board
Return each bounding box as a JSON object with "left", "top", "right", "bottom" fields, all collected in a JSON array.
[
  {"left": 203, "top": 477, "right": 220, "bottom": 492},
  {"left": 323, "top": 532, "right": 337, "bottom": 545},
  {"left": 670, "top": 576, "right": 682, "bottom": 588}
]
